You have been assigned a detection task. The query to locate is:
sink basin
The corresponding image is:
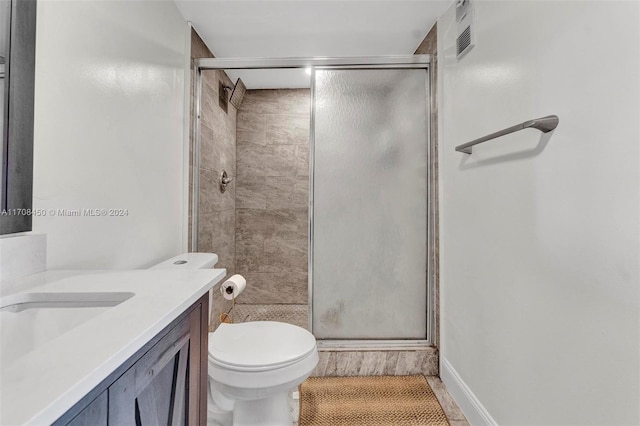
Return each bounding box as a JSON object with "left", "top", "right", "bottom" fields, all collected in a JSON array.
[{"left": 0, "top": 292, "right": 134, "bottom": 368}]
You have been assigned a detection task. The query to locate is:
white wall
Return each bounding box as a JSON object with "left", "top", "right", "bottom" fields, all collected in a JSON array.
[
  {"left": 0, "top": 233, "right": 45, "bottom": 286},
  {"left": 32, "top": 1, "right": 188, "bottom": 269},
  {"left": 438, "top": 1, "right": 639, "bottom": 425}
]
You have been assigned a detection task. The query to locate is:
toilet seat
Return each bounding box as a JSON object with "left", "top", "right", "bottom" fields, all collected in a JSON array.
[{"left": 208, "top": 321, "right": 316, "bottom": 372}]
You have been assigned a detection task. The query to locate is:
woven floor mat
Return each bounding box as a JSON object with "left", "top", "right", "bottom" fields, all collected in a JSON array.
[{"left": 299, "top": 375, "right": 449, "bottom": 426}]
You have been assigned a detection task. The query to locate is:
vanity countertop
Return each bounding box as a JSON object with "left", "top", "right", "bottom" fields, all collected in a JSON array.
[{"left": 0, "top": 268, "right": 226, "bottom": 425}]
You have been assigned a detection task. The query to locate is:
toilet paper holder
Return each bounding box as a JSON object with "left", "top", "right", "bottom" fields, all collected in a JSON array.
[{"left": 220, "top": 274, "right": 246, "bottom": 300}]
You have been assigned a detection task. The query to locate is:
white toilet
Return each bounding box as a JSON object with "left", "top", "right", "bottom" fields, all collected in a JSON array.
[{"left": 151, "top": 253, "right": 318, "bottom": 426}]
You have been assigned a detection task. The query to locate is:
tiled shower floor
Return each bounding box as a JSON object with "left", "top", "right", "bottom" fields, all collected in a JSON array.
[{"left": 232, "top": 303, "right": 308, "bottom": 329}]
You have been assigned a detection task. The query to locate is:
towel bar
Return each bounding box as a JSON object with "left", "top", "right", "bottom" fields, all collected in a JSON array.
[{"left": 455, "top": 115, "right": 559, "bottom": 154}]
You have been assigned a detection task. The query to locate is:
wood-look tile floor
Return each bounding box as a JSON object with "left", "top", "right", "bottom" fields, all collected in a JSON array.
[{"left": 425, "top": 376, "right": 470, "bottom": 426}]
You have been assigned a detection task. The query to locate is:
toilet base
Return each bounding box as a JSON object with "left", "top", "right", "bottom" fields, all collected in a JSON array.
[{"left": 233, "top": 392, "right": 292, "bottom": 426}]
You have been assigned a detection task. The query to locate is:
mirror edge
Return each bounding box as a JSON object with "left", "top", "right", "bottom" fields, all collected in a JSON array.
[{"left": 1, "top": 0, "right": 36, "bottom": 235}]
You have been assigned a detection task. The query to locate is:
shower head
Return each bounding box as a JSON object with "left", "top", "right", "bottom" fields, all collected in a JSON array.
[{"left": 225, "top": 78, "right": 246, "bottom": 109}]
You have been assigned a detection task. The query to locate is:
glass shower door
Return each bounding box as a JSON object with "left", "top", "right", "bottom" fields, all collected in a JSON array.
[{"left": 311, "top": 68, "right": 429, "bottom": 340}]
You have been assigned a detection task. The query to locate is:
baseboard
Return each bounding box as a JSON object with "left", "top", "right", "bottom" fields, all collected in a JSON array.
[{"left": 440, "top": 357, "right": 497, "bottom": 426}]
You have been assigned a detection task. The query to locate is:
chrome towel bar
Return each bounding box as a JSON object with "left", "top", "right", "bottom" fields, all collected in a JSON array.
[{"left": 455, "top": 115, "right": 559, "bottom": 154}]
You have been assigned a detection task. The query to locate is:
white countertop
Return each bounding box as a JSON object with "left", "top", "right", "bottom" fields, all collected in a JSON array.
[{"left": 0, "top": 268, "right": 226, "bottom": 425}]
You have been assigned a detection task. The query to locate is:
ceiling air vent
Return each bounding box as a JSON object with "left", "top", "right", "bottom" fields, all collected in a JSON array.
[
  {"left": 456, "top": 0, "right": 476, "bottom": 59},
  {"left": 457, "top": 25, "right": 472, "bottom": 57}
]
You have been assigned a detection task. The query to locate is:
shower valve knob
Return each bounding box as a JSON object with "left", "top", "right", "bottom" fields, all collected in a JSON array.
[{"left": 219, "top": 170, "right": 233, "bottom": 193}]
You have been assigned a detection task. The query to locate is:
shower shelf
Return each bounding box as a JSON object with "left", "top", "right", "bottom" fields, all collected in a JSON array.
[{"left": 455, "top": 115, "right": 559, "bottom": 154}]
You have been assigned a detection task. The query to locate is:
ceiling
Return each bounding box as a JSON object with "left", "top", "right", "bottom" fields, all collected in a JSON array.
[{"left": 174, "top": 0, "right": 451, "bottom": 89}]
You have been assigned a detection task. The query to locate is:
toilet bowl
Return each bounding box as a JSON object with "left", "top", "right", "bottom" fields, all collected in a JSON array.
[
  {"left": 150, "top": 253, "right": 318, "bottom": 426},
  {"left": 209, "top": 321, "right": 318, "bottom": 426}
]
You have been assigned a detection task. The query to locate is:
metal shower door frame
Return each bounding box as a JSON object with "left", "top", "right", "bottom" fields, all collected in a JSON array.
[{"left": 192, "top": 55, "right": 435, "bottom": 348}]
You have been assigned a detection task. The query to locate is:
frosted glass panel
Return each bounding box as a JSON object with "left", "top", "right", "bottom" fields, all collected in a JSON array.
[{"left": 312, "top": 69, "right": 428, "bottom": 339}]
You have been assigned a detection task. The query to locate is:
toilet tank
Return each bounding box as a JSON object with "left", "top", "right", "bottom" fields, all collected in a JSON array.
[{"left": 149, "top": 253, "right": 218, "bottom": 270}]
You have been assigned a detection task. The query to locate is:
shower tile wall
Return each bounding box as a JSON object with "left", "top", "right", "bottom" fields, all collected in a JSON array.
[
  {"left": 234, "top": 89, "right": 310, "bottom": 327},
  {"left": 189, "top": 29, "right": 236, "bottom": 331}
]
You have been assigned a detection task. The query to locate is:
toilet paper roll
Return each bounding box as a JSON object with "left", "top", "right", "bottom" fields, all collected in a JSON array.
[{"left": 220, "top": 274, "right": 246, "bottom": 300}]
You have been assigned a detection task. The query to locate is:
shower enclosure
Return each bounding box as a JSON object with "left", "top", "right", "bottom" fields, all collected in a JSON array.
[
  {"left": 312, "top": 68, "right": 429, "bottom": 340},
  {"left": 193, "top": 56, "right": 434, "bottom": 346}
]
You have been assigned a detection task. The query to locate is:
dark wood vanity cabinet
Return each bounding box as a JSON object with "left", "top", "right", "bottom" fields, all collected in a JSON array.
[{"left": 56, "top": 294, "right": 209, "bottom": 426}]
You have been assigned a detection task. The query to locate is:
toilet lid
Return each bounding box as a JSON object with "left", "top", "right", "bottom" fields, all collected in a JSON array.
[{"left": 209, "top": 321, "right": 316, "bottom": 370}]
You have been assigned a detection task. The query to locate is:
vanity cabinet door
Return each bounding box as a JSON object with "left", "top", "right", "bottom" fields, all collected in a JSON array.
[
  {"left": 108, "top": 302, "right": 205, "bottom": 426},
  {"left": 66, "top": 391, "right": 108, "bottom": 426}
]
